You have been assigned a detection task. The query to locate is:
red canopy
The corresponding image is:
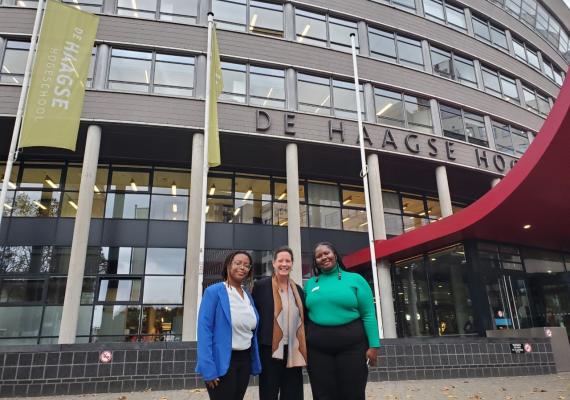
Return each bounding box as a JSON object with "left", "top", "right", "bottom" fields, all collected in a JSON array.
[{"left": 344, "top": 78, "right": 570, "bottom": 269}]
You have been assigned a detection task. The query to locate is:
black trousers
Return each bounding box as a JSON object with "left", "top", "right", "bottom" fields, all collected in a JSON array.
[
  {"left": 306, "top": 319, "right": 368, "bottom": 400},
  {"left": 207, "top": 349, "right": 251, "bottom": 400},
  {"left": 259, "top": 344, "right": 304, "bottom": 400}
]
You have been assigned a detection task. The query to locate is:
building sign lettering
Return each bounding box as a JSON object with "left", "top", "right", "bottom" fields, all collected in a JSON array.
[{"left": 253, "top": 110, "right": 514, "bottom": 174}]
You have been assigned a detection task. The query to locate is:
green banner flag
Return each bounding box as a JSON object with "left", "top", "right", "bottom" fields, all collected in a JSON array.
[
  {"left": 207, "top": 24, "right": 223, "bottom": 168},
  {"left": 19, "top": 0, "right": 99, "bottom": 151}
]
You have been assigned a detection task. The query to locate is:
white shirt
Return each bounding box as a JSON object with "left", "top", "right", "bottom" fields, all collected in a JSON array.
[
  {"left": 225, "top": 283, "right": 257, "bottom": 350},
  {"left": 279, "top": 288, "right": 289, "bottom": 344}
]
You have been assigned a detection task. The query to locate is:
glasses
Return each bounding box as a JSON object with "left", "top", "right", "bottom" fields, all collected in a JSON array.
[{"left": 232, "top": 260, "right": 252, "bottom": 270}]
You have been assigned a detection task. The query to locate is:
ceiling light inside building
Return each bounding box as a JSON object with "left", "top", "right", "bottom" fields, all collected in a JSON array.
[
  {"left": 44, "top": 176, "right": 57, "bottom": 189},
  {"left": 244, "top": 187, "right": 253, "bottom": 200},
  {"left": 171, "top": 182, "right": 177, "bottom": 196},
  {"left": 376, "top": 102, "right": 393, "bottom": 116},
  {"left": 68, "top": 200, "right": 78, "bottom": 210},
  {"left": 523, "top": 224, "right": 531, "bottom": 229},
  {"left": 209, "top": 185, "right": 216, "bottom": 196},
  {"left": 343, "top": 196, "right": 352, "bottom": 205},
  {"left": 298, "top": 24, "right": 311, "bottom": 42},
  {"left": 278, "top": 191, "right": 286, "bottom": 200},
  {"left": 130, "top": 179, "right": 138, "bottom": 191}
]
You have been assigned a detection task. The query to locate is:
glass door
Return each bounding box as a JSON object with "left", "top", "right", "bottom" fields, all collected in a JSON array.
[{"left": 485, "top": 272, "right": 532, "bottom": 330}]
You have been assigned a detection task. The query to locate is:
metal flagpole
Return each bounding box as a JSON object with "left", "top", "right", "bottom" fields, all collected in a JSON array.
[
  {"left": 0, "top": 0, "right": 46, "bottom": 229},
  {"left": 196, "top": 13, "right": 214, "bottom": 319},
  {"left": 350, "top": 33, "right": 384, "bottom": 339}
]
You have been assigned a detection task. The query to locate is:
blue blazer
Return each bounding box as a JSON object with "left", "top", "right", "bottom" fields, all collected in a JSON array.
[{"left": 195, "top": 282, "right": 262, "bottom": 381}]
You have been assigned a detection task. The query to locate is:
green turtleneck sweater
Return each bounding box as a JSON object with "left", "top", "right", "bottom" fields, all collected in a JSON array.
[{"left": 304, "top": 265, "right": 380, "bottom": 348}]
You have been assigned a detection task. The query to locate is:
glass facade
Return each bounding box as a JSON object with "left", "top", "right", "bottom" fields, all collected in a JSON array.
[
  {"left": 369, "top": 27, "right": 424, "bottom": 70},
  {"left": 213, "top": 0, "right": 283, "bottom": 37},
  {"left": 295, "top": 10, "right": 359, "bottom": 53},
  {"left": 220, "top": 62, "right": 285, "bottom": 108},
  {"left": 440, "top": 104, "right": 488, "bottom": 146},
  {"left": 431, "top": 47, "right": 477, "bottom": 88},
  {"left": 108, "top": 49, "right": 195, "bottom": 96}
]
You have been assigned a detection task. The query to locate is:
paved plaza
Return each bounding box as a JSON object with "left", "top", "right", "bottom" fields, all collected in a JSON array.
[{"left": 4, "top": 372, "right": 570, "bottom": 400}]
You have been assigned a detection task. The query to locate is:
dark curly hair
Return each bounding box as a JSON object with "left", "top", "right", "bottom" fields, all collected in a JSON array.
[
  {"left": 312, "top": 241, "right": 346, "bottom": 281},
  {"left": 221, "top": 250, "right": 254, "bottom": 281}
]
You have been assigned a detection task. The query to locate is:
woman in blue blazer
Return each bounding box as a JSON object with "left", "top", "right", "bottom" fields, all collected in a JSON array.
[{"left": 196, "top": 250, "right": 262, "bottom": 400}]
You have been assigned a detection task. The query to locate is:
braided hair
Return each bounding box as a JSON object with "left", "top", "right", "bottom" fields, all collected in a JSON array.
[{"left": 312, "top": 242, "right": 346, "bottom": 282}]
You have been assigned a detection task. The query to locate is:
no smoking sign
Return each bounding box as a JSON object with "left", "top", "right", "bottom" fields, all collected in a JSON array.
[{"left": 99, "top": 350, "right": 113, "bottom": 363}]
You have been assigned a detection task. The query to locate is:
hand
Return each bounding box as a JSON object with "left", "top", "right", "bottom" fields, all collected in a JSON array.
[
  {"left": 366, "top": 348, "right": 378, "bottom": 367},
  {"left": 205, "top": 378, "right": 220, "bottom": 389}
]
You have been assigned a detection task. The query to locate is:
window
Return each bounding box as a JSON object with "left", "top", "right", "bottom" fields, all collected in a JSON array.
[
  {"left": 213, "top": 0, "right": 283, "bottom": 38},
  {"left": 522, "top": 84, "right": 550, "bottom": 116},
  {"left": 220, "top": 62, "right": 285, "bottom": 108},
  {"left": 440, "top": 104, "right": 488, "bottom": 146},
  {"left": 108, "top": 49, "right": 195, "bottom": 96},
  {"left": 472, "top": 16, "right": 508, "bottom": 50},
  {"left": 512, "top": 38, "right": 540, "bottom": 70},
  {"left": 542, "top": 58, "right": 564, "bottom": 86},
  {"left": 294, "top": 10, "right": 358, "bottom": 53},
  {"left": 481, "top": 67, "right": 520, "bottom": 103},
  {"left": 492, "top": 121, "right": 529, "bottom": 155},
  {"left": 297, "top": 73, "right": 363, "bottom": 119},
  {"left": 329, "top": 17, "right": 358, "bottom": 53},
  {"left": 375, "top": 88, "right": 433, "bottom": 133},
  {"left": 368, "top": 27, "right": 424, "bottom": 70},
  {"left": 117, "top": 0, "right": 197, "bottom": 22},
  {"left": 0, "top": 41, "right": 29, "bottom": 84},
  {"left": 62, "top": 0, "right": 103, "bottom": 12},
  {"left": 431, "top": 47, "right": 477, "bottom": 88},
  {"left": 295, "top": 10, "right": 327, "bottom": 47},
  {"left": 423, "top": 0, "right": 466, "bottom": 31}
]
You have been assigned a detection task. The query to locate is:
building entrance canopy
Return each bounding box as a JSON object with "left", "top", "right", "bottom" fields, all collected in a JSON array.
[{"left": 345, "top": 78, "right": 570, "bottom": 268}]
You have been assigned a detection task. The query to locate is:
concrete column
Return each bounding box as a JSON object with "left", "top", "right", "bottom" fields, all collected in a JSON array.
[
  {"left": 363, "top": 83, "right": 376, "bottom": 123},
  {"left": 357, "top": 21, "right": 370, "bottom": 57},
  {"left": 415, "top": 0, "right": 424, "bottom": 15},
  {"left": 505, "top": 30, "right": 515, "bottom": 56},
  {"left": 197, "top": 0, "right": 210, "bottom": 25},
  {"left": 58, "top": 125, "right": 102, "bottom": 344},
  {"left": 435, "top": 165, "right": 453, "bottom": 218},
  {"left": 286, "top": 143, "right": 303, "bottom": 285},
  {"left": 537, "top": 51, "right": 545, "bottom": 73},
  {"left": 484, "top": 115, "right": 497, "bottom": 150},
  {"left": 93, "top": 44, "right": 110, "bottom": 89},
  {"left": 286, "top": 68, "right": 297, "bottom": 111},
  {"left": 182, "top": 133, "right": 206, "bottom": 341},
  {"left": 421, "top": 40, "right": 432, "bottom": 74},
  {"left": 527, "top": 131, "right": 535, "bottom": 144},
  {"left": 102, "top": 0, "right": 115, "bottom": 15},
  {"left": 367, "top": 153, "right": 397, "bottom": 338},
  {"left": 195, "top": 55, "right": 207, "bottom": 99},
  {"left": 515, "top": 79, "right": 526, "bottom": 108},
  {"left": 283, "top": 2, "right": 295, "bottom": 41},
  {"left": 491, "top": 177, "right": 501, "bottom": 187},
  {"left": 430, "top": 99, "right": 442, "bottom": 136},
  {"left": 0, "top": 38, "right": 5, "bottom": 53},
  {"left": 473, "top": 59, "right": 485, "bottom": 91},
  {"left": 463, "top": 8, "right": 474, "bottom": 36}
]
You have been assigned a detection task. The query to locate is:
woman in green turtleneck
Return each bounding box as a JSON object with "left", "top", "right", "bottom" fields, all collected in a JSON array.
[{"left": 304, "top": 242, "right": 380, "bottom": 400}]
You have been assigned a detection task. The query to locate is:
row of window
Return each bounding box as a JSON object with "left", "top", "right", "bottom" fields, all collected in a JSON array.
[
  {"left": 1, "top": 0, "right": 566, "bottom": 85},
  {"left": 0, "top": 39, "right": 537, "bottom": 151},
  {"left": 0, "top": 30, "right": 556, "bottom": 118},
  {"left": 489, "top": 0, "right": 570, "bottom": 63},
  {"left": 1, "top": 163, "right": 470, "bottom": 235}
]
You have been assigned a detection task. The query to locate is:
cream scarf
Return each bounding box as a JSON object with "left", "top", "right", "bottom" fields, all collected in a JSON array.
[{"left": 271, "top": 275, "right": 307, "bottom": 367}]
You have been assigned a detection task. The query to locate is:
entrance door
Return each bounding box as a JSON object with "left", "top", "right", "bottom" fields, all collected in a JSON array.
[{"left": 485, "top": 272, "right": 532, "bottom": 330}]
